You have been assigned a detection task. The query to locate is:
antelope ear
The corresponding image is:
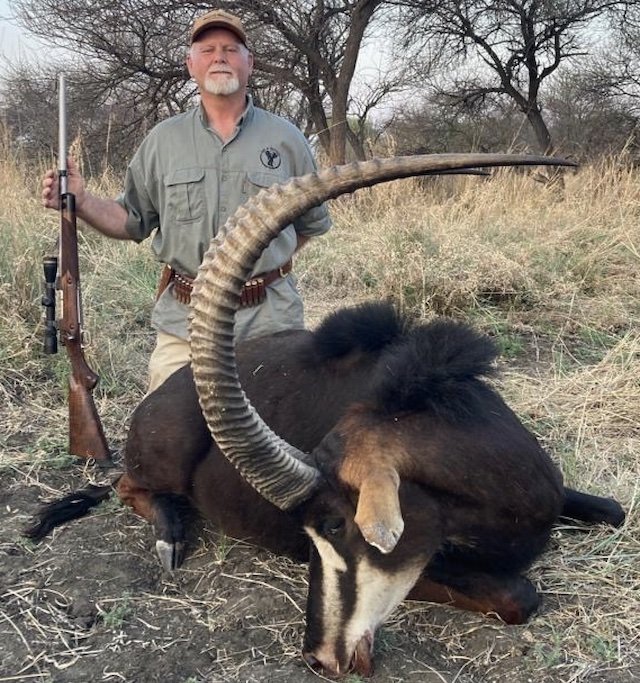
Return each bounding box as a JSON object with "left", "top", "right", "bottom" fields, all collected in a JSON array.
[{"left": 353, "top": 467, "right": 404, "bottom": 554}]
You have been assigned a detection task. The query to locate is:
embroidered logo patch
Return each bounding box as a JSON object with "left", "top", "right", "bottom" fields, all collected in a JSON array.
[{"left": 260, "top": 147, "right": 281, "bottom": 169}]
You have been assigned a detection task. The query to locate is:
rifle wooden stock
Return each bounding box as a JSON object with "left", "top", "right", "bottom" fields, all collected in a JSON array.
[
  {"left": 66, "top": 342, "right": 110, "bottom": 460},
  {"left": 59, "top": 192, "right": 111, "bottom": 462}
]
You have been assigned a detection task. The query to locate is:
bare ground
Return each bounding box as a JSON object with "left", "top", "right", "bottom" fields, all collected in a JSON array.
[
  {"left": 1, "top": 298, "right": 638, "bottom": 683},
  {"left": 1, "top": 458, "right": 637, "bottom": 683}
]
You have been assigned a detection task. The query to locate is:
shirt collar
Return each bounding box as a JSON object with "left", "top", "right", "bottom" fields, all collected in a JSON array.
[
  {"left": 197, "top": 94, "right": 255, "bottom": 130},
  {"left": 238, "top": 95, "right": 254, "bottom": 127}
]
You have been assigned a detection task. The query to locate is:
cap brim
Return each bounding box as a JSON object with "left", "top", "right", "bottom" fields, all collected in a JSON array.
[{"left": 191, "top": 22, "right": 247, "bottom": 45}]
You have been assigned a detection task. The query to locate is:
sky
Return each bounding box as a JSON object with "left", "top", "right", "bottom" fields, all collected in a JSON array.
[
  {"left": 0, "top": 3, "right": 387, "bottom": 77},
  {"left": 0, "top": 0, "right": 38, "bottom": 70},
  {"left": 0, "top": 2, "right": 397, "bottom": 119}
]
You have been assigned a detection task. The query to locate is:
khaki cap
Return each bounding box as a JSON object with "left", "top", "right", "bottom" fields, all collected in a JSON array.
[{"left": 190, "top": 9, "right": 248, "bottom": 46}]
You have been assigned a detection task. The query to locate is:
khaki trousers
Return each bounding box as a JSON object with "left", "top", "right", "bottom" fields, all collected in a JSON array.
[{"left": 147, "top": 331, "right": 191, "bottom": 394}]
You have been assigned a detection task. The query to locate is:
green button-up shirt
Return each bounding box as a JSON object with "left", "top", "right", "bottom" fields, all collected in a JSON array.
[{"left": 118, "top": 97, "right": 331, "bottom": 342}]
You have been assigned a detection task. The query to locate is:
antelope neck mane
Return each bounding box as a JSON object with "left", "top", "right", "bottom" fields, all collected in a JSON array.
[{"left": 306, "top": 302, "right": 501, "bottom": 421}]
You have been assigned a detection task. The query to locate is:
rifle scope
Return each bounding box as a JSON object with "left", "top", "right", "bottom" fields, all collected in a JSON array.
[{"left": 42, "top": 255, "right": 58, "bottom": 354}]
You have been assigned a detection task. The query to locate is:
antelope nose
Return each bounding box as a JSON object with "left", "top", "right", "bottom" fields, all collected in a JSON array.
[
  {"left": 302, "top": 652, "right": 321, "bottom": 670},
  {"left": 302, "top": 651, "right": 340, "bottom": 677}
]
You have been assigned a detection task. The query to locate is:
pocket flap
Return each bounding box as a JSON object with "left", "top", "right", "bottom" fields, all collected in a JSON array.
[
  {"left": 246, "top": 171, "right": 282, "bottom": 189},
  {"left": 164, "top": 168, "right": 205, "bottom": 186}
]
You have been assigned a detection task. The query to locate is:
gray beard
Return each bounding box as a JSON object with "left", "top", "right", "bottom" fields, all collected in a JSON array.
[{"left": 204, "top": 74, "right": 241, "bottom": 96}]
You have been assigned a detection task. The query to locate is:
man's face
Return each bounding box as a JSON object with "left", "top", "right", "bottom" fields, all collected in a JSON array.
[{"left": 187, "top": 28, "right": 253, "bottom": 96}]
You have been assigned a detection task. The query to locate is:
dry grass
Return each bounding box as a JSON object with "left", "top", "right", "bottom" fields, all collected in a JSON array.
[
  {"left": 299, "top": 164, "right": 638, "bottom": 333},
  {"left": 0, "top": 144, "right": 638, "bottom": 682}
]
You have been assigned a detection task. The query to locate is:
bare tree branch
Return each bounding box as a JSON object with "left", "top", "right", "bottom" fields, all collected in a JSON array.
[{"left": 395, "top": 0, "right": 630, "bottom": 153}]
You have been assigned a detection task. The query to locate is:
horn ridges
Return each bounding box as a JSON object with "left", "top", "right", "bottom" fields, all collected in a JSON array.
[{"left": 190, "top": 153, "right": 575, "bottom": 510}]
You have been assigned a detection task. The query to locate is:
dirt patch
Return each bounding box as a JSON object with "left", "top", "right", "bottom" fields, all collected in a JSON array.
[{"left": 1, "top": 456, "right": 637, "bottom": 683}]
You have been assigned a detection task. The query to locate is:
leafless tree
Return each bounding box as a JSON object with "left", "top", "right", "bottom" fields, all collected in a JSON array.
[
  {"left": 14, "top": 0, "right": 194, "bottom": 120},
  {"left": 8, "top": 0, "right": 414, "bottom": 167},
  {"left": 396, "top": 0, "right": 631, "bottom": 155},
  {"left": 1, "top": 63, "right": 149, "bottom": 173},
  {"left": 225, "top": 0, "right": 411, "bottom": 163},
  {"left": 385, "top": 94, "right": 537, "bottom": 154},
  {"left": 585, "top": 6, "right": 640, "bottom": 121},
  {"left": 4, "top": 0, "right": 195, "bottom": 170},
  {"left": 545, "top": 69, "right": 639, "bottom": 159}
]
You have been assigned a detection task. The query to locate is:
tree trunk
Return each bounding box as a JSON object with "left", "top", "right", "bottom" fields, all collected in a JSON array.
[
  {"left": 346, "top": 125, "right": 368, "bottom": 161},
  {"left": 326, "top": 0, "right": 382, "bottom": 165},
  {"left": 525, "top": 106, "right": 565, "bottom": 191},
  {"left": 525, "top": 105, "right": 555, "bottom": 155},
  {"left": 329, "top": 100, "right": 349, "bottom": 165}
]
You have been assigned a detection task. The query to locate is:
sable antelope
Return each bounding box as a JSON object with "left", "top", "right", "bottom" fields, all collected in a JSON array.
[{"left": 27, "top": 154, "right": 625, "bottom": 678}]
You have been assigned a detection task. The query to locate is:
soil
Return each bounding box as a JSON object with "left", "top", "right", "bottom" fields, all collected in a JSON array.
[{"left": 0, "top": 458, "right": 637, "bottom": 683}]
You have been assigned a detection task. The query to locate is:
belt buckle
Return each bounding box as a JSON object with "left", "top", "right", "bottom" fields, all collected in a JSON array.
[{"left": 278, "top": 265, "right": 288, "bottom": 278}]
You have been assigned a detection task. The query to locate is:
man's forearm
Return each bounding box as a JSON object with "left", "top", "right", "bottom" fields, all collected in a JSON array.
[{"left": 77, "top": 193, "right": 131, "bottom": 240}]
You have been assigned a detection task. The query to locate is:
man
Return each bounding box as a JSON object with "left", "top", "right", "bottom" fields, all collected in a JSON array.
[{"left": 42, "top": 9, "right": 331, "bottom": 392}]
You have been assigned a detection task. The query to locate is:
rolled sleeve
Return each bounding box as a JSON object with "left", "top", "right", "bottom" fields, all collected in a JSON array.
[
  {"left": 294, "top": 204, "right": 332, "bottom": 237},
  {"left": 116, "top": 160, "right": 159, "bottom": 242},
  {"left": 292, "top": 138, "right": 332, "bottom": 238}
]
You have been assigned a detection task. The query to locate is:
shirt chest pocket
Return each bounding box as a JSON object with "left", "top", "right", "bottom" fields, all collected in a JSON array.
[{"left": 164, "top": 168, "right": 205, "bottom": 222}]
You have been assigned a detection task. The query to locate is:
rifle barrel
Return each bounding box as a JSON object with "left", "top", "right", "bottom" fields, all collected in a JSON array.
[{"left": 58, "top": 73, "right": 68, "bottom": 195}]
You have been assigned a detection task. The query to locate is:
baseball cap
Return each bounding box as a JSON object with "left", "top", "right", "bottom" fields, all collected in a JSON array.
[{"left": 190, "top": 9, "right": 248, "bottom": 46}]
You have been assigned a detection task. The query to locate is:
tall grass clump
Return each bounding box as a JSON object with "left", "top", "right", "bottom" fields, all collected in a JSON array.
[{"left": 299, "top": 163, "right": 639, "bottom": 338}]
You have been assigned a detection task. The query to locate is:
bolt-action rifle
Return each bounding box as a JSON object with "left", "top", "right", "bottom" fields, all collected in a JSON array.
[{"left": 41, "top": 74, "right": 110, "bottom": 462}]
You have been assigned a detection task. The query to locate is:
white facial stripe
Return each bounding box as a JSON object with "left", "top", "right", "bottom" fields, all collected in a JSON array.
[
  {"left": 305, "top": 527, "right": 347, "bottom": 573},
  {"left": 305, "top": 526, "right": 348, "bottom": 669},
  {"left": 306, "top": 525, "right": 425, "bottom": 671},
  {"left": 345, "top": 556, "right": 423, "bottom": 651}
]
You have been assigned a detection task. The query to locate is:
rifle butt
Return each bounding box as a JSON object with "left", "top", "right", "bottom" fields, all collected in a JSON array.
[{"left": 68, "top": 375, "right": 111, "bottom": 462}]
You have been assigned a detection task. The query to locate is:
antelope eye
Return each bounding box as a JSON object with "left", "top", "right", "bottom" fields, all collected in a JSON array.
[{"left": 321, "top": 517, "right": 345, "bottom": 537}]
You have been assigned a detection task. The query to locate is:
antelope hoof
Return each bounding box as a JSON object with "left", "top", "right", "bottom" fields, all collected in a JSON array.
[{"left": 155, "top": 540, "right": 186, "bottom": 571}]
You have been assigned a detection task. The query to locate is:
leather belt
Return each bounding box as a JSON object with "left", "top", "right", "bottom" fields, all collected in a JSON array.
[{"left": 156, "top": 260, "right": 293, "bottom": 307}]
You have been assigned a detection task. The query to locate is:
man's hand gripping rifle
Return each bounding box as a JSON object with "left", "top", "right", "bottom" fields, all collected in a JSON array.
[{"left": 41, "top": 74, "right": 111, "bottom": 463}]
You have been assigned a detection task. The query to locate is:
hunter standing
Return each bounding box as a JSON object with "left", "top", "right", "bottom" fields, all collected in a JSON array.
[{"left": 41, "top": 9, "right": 332, "bottom": 392}]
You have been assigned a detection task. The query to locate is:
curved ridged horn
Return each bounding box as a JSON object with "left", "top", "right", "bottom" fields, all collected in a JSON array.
[{"left": 189, "top": 153, "right": 575, "bottom": 510}]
